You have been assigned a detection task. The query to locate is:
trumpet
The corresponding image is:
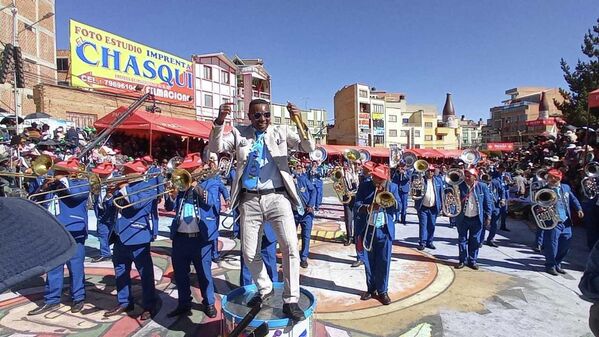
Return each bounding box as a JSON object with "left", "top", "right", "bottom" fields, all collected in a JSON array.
[
  {"left": 442, "top": 168, "right": 464, "bottom": 218},
  {"left": 363, "top": 186, "right": 397, "bottom": 252},
  {"left": 409, "top": 159, "right": 428, "bottom": 200},
  {"left": 581, "top": 161, "right": 599, "bottom": 200},
  {"left": 531, "top": 188, "right": 560, "bottom": 230}
]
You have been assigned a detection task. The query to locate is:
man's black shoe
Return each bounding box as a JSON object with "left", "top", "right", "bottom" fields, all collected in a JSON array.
[
  {"left": 282, "top": 303, "right": 305, "bottom": 321},
  {"left": 70, "top": 300, "right": 84, "bottom": 313},
  {"left": 167, "top": 306, "right": 191, "bottom": 318},
  {"left": 469, "top": 263, "right": 479, "bottom": 270},
  {"left": 140, "top": 308, "right": 155, "bottom": 321},
  {"left": 300, "top": 260, "right": 308, "bottom": 268},
  {"left": 426, "top": 243, "right": 436, "bottom": 250},
  {"left": 555, "top": 265, "right": 567, "bottom": 274},
  {"left": 455, "top": 263, "right": 465, "bottom": 269},
  {"left": 204, "top": 304, "right": 217, "bottom": 318},
  {"left": 247, "top": 289, "right": 274, "bottom": 307},
  {"left": 546, "top": 267, "right": 559, "bottom": 276},
  {"left": 417, "top": 244, "right": 425, "bottom": 251},
  {"left": 360, "top": 291, "right": 373, "bottom": 300},
  {"left": 104, "top": 303, "right": 135, "bottom": 317},
  {"left": 343, "top": 240, "right": 351, "bottom": 246},
  {"left": 28, "top": 303, "right": 59, "bottom": 316},
  {"left": 500, "top": 227, "right": 510, "bottom": 232},
  {"left": 378, "top": 292, "right": 391, "bottom": 305},
  {"left": 351, "top": 260, "right": 363, "bottom": 268},
  {"left": 91, "top": 256, "right": 111, "bottom": 263},
  {"left": 485, "top": 241, "right": 499, "bottom": 248}
]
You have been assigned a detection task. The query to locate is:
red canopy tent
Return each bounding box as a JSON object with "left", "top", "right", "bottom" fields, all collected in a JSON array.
[{"left": 590, "top": 89, "right": 599, "bottom": 109}]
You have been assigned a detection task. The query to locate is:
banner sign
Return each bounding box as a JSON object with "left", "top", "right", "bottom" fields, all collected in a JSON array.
[
  {"left": 487, "top": 143, "right": 514, "bottom": 151},
  {"left": 69, "top": 20, "right": 194, "bottom": 105}
]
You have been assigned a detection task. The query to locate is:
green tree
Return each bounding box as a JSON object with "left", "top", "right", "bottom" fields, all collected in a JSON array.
[{"left": 555, "top": 18, "right": 599, "bottom": 127}]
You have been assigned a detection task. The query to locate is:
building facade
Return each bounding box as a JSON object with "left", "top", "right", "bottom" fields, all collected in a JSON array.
[
  {"left": 487, "top": 87, "right": 563, "bottom": 147},
  {"left": 0, "top": 0, "right": 56, "bottom": 117},
  {"left": 328, "top": 84, "right": 472, "bottom": 150},
  {"left": 270, "top": 102, "right": 327, "bottom": 145},
  {"left": 192, "top": 53, "right": 238, "bottom": 124}
]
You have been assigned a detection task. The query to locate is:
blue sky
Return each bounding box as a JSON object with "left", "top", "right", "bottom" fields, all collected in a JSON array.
[{"left": 55, "top": 0, "right": 598, "bottom": 123}]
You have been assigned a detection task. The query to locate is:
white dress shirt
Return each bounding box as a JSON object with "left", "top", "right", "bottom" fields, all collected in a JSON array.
[
  {"left": 422, "top": 178, "right": 435, "bottom": 207},
  {"left": 464, "top": 185, "right": 479, "bottom": 217}
]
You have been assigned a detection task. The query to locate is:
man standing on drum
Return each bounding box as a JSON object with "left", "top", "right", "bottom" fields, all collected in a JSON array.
[{"left": 209, "top": 99, "right": 314, "bottom": 321}]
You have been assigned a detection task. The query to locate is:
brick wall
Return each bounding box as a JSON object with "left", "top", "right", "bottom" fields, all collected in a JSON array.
[{"left": 34, "top": 84, "right": 198, "bottom": 126}]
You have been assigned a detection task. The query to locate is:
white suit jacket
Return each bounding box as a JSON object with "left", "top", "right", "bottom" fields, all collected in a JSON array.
[{"left": 208, "top": 123, "right": 315, "bottom": 209}]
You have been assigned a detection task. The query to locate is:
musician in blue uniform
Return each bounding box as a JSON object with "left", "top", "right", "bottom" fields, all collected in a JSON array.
[
  {"left": 497, "top": 165, "right": 511, "bottom": 231},
  {"left": 204, "top": 156, "right": 230, "bottom": 263},
  {"left": 294, "top": 163, "right": 317, "bottom": 268},
  {"left": 480, "top": 172, "right": 506, "bottom": 248},
  {"left": 234, "top": 220, "right": 279, "bottom": 286},
  {"left": 392, "top": 161, "right": 411, "bottom": 225},
  {"left": 104, "top": 160, "right": 158, "bottom": 320},
  {"left": 142, "top": 155, "right": 164, "bottom": 241},
  {"left": 28, "top": 158, "right": 90, "bottom": 316},
  {"left": 414, "top": 165, "right": 443, "bottom": 251},
  {"left": 165, "top": 153, "right": 218, "bottom": 318},
  {"left": 542, "top": 169, "right": 584, "bottom": 275},
  {"left": 355, "top": 164, "right": 397, "bottom": 305},
  {"left": 455, "top": 168, "right": 492, "bottom": 270},
  {"left": 308, "top": 160, "right": 324, "bottom": 211},
  {"left": 90, "top": 162, "right": 117, "bottom": 262}
]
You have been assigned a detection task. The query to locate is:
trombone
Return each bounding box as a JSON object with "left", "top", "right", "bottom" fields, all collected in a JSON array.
[
  {"left": 28, "top": 172, "right": 100, "bottom": 202},
  {"left": 0, "top": 154, "right": 54, "bottom": 179}
]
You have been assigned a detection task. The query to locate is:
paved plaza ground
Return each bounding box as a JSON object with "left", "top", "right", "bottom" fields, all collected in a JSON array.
[{"left": 0, "top": 182, "right": 594, "bottom": 336}]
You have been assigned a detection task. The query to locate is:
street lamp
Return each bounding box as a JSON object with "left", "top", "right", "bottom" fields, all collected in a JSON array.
[{"left": 22, "top": 12, "right": 54, "bottom": 32}]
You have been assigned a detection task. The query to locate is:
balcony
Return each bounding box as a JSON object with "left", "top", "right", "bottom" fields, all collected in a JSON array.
[{"left": 252, "top": 90, "right": 270, "bottom": 100}]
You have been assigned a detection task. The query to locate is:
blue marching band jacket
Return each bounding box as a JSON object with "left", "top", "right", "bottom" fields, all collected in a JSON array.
[
  {"left": 354, "top": 180, "right": 398, "bottom": 241},
  {"left": 165, "top": 183, "right": 219, "bottom": 242},
  {"left": 111, "top": 179, "right": 159, "bottom": 245},
  {"left": 295, "top": 173, "right": 317, "bottom": 212},
  {"left": 455, "top": 182, "right": 493, "bottom": 224}
]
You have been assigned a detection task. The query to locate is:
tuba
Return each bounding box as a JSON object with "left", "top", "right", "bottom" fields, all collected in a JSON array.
[
  {"left": 402, "top": 151, "right": 418, "bottom": 168},
  {"left": 531, "top": 188, "right": 560, "bottom": 230},
  {"left": 442, "top": 168, "right": 464, "bottom": 218},
  {"left": 409, "top": 159, "right": 428, "bottom": 200},
  {"left": 309, "top": 147, "right": 327, "bottom": 162},
  {"left": 331, "top": 167, "right": 353, "bottom": 204},
  {"left": 581, "top": 161, "right": 599, "bottom": 200},
  {"left": 218, "top": 155, "right": 232, "bottom": 178},
  {"left": 460, "top": 148, "right": 481, "bottom": 167}
]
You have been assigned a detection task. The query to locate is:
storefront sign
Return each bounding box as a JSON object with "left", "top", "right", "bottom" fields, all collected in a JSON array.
[
  {"left": 487, "top": 143, "right": 514, "bottom": 151},
  {"left": 70, "top": 20, "right": 194, "bottom": 105}
]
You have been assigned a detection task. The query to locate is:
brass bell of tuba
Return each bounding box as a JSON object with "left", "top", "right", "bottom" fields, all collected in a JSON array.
[
  {"left": 531, "top": 188, "right": 560, "bottom": 230},
  {"left": 442, "top": 168, "right": 464, "bottom": 218},
  {"left": 581, "top": 161, "right": 599, "bottom": 200},
  {"left": 409, "top": 159, "right": 428, "bottom": 200}
]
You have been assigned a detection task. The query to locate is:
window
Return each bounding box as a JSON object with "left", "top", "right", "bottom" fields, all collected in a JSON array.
[
  {"left": 373, "top": 135, "right": 384, "bottom": 144},
  {"left": 425, "top": 122, "right": 433, "bottom": 128},
  {"left": 56, "top": 58, "right": 68, "bottom": 71},
  {"left": 389, "top": 129, "right": 398, "bottom": 137},
  {"left": 373, "top": 120, "right": 384, "bottom": 128},
  {"left": 204, "top": 94, "right": 213, "bottom": 107},
  {"left": 359, "top": 90, "right": 368, "bottom": 98},
  {"left": 414, "top": 130, "right": 421, "bottom": 137},
  {"left": 425, "top": 135, "right": 433, "bottom": 141},
  {"left": 203, "top": 66, "right": 212, "bottom": 80},
  {"left": 222, "top": 97, "right": 230, "bottom": 105},
  {"left": 275, "top": 117, "right": 282, "bottom": 124},
  {"left": 285, "top": 118, "right": 291, "bottom": 125},
  {"left": 308, "top": 120, "right": 314, "bottom": 126},
  {"left": 221, "top": 70, "right": 230, "bottom": 84},
  {"left": 66, "top": 111, "right": 97, "bottom": 128},
  {"left": 402, "top": 118, "right": 409, "bottom": 124},
  {"left": 389, "top": 115, "right": 397, "bottom": 122},
  {"left": 437, "top": 135, "right": 443, "bottom": 141},
  {"left": 373, "top": 104, "right": 384, "bottom": 113},
  {"left": 400, "top": 130, "right": 409, "bottom": 137}
]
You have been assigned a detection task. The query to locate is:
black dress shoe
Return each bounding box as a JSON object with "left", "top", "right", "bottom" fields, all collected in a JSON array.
[
  {"left": 555, "top": 265, "right": 567, "bottom": 274},
  {"left": 485, "top": 241, "right": 499, "bottom": 248},
  {"left": 455, "top": 263, "right": 465, "bottom": 269},
  {"left": 71, "top": 300, "right": 84, "bottom": 313},
  {"left": 140, "top": 309, "right": 155, "bottom": 321},
  {"left": 500, "top": 227, "right": 510, "bottom": 232},
  {"left": 247, "top": 289, "right": 274, "bottom": 307},
  {"left": 204, "top": 304, "right": 217, "bottom": 318},
  {"left": 360, "top": 291, "right": 373, "bottom": 300},
  {"left": 378, "top": 292, "right": 391, "bottom": 305},
  {"left": 104, "top": 303, "right": 135, "bottom": 317},
  {"left": 351, "top": 260, "right": 363, "bottom": 268},
  {"left": 426, "top": 243, "right": 436, "bottom": 250},
  {"left": 28, "top": 303, "right": 59, "bottom": 316},
  {"left": 417, "top": 244, "right": 425, "bottom": 251},
  {"left": 468, "top": 263, "right": 479, "bottom": 270},
  {"left": 343, "top": 240, "right": 351, "bottom": 246},
  {"left": 91, "top": 256, "right": 111, "bottom": 263},
  {"left": 282, "top": 303, "right": 306, "bottom": 321},
  {"left": 167, "top": 306, "right": 191, "bottom": 318},
  {"left": 300, "top": 260, "right": 308, "bottom": 268},
  {"left": 546, "top": 267, "right": 559, "bottom": 276}
]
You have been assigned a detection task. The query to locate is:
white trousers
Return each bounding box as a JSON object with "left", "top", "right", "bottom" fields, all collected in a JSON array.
[{"left": 239, "top": 192, "right": 300, "bottom": 303}]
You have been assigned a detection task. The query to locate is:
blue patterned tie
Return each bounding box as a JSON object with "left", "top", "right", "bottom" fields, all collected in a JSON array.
[{"left": 242, "top": 132, "right": 265, "bottom": 190}]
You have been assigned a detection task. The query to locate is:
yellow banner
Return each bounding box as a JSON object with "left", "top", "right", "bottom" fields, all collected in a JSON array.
[{"left": 69, "top": 20, "right": 194, "bottom": 105}]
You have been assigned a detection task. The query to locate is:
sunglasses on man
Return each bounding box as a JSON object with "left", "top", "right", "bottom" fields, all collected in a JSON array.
[{"left": 252, "top": 112, "right": 271, "bottom": 119}]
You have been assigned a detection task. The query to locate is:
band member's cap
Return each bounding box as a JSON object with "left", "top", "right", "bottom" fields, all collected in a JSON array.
[
  {"left": 142, "top": 155, "right": 153, "bottom": 164},
  {"left": 123, "top": 159, "right": 147, "bottom": 175},
  {"left": 92, "top": 162, "right": 115, "bottom": 175},
  {"left": 178, "top": 152, "right": 203, "bottom": 169},
  {"left": 428, "top": 164, "right": 435, "bottom": 171},
  {"left": 465, "top": 168, "right": 479, "bottom": 177},
  {"left": 54, "top": 158, "right": 81, "bottom": 174},
  {"left": 371, "top": 164, "right": 390, "bottom": 180},
  {"left": 362, "top": 161, "right": 376, "bottom": 172},
  {"left": 547, "top": 168, "right": 563, "bottom": 179}
]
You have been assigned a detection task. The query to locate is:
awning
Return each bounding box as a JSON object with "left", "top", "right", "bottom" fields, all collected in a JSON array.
[
  {"left": 408, "top": 148, "right": 446, "bottom": 158},
  {"left": 94, "top": 106, "right": 217, "bottom": 139},
  {"left": 318, "top": 145, "right": 390, "bottom": 157},
  {"left": 590, "top": 89, "right": 599, "bottom": 109}
]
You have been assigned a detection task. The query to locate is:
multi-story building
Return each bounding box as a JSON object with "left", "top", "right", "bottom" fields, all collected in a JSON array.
[
  {"left": 270, "top": 102, "right": 327, "bottom": 145},
  {"left": 0, "top": 0, "right": 56, "bottom": 117},
  {"left": 233, "top": 56, "right": 271, "bottom": 120},
  {"left": 192, "top": 53, "right": 238, "bottom": 124},
  {"left": 487, "top": 87, "right": 563, "bottom": 147},
  {"left": 459, "top": 115, "right": 484, "bottom": 148}
]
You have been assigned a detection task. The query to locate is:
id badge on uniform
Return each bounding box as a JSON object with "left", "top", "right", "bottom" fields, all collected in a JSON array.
[
  {"left": 247, "top": 153, "right": 260, "bottom": 178},
  {"left": 48, "top": 196, "right": 60, "bottom": 216},
  {"left": 183, "top": 202, "right": 195, "bottom": 224}
]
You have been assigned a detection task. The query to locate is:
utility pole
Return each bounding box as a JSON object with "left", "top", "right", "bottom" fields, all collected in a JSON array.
[{"left": 11, "top": 0, "right": 20, "bottom": 135}]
